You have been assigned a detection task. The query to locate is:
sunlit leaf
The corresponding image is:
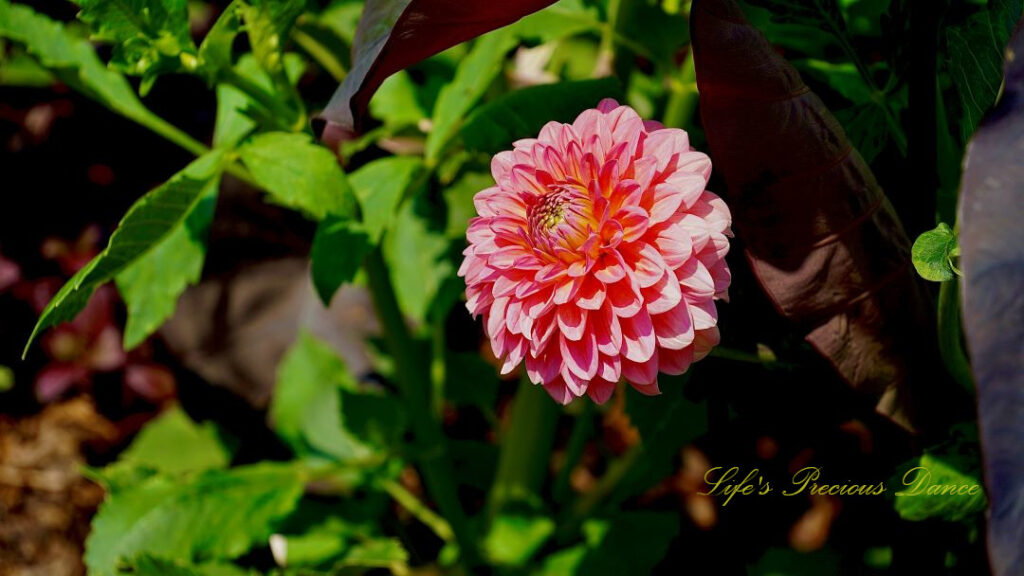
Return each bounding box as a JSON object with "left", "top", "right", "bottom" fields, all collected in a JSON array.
[{"left": 911, "top": 222, "right": 958, "bottom": 282}]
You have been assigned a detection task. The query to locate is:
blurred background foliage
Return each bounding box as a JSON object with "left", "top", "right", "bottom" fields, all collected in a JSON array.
[{"left": 0, "top": 0, "right": 1019, "bottom": 574}]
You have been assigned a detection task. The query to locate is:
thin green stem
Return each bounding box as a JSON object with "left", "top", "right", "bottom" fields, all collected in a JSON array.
[
  {"left": 487, "top": 373, "right": 560, "bottom": 520},
  {"left": 144, "top": 114, "right": 262, "bottom": 189},
  {"left": 556, "top": 444, "right": 641, "bottom": 541},
  {"left": 363, "top": 249, "right": 479, "bottom": 566},
  {"left": 938, "top": 279, "right": 974, "bottom": 394},
  {"left": 292, "top": 27, "right": 347, "bottom": 83},
  {"left": 380, "top": 479, "right": 455, "bottom": 543},
  {"left": 552, "top": 402, "right": 594, "bottom": 504},
  {"left": 594, "top": 0, "right": 625, "bottom": 76}
]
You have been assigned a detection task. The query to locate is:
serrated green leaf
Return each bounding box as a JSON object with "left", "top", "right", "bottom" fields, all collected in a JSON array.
[
  {"left": 459, "top": 78, "right": 622, "bottom": 156},
  {"left": 0, "top": 1, "right": 163, "bottom": 129},
  {"left": 85, "top": 462, "right": 305, "bottom": 576},
  {"left": 351, "top": 156, "right": 425, "bottom": 243},
  {"left": 445, "top": 172, "right": 495, "bottom": 241},
  {"left": 512, "top": 0, "right": 601, "bottom": 43},
  {"left": 538, "top": 513, "right": 679, "bottom": 575},
  {"left": 310, "top": 219, "right": 372, "bottom": 305},
  {"left": 0, "top": 51, "right": 54, "bottom": 86},
  {"left": 912, "top": 222, "right": 959, "bottom": 282},
  {"left": 238, "top": 132, "right": 355, "bottom": 220},
  {"left": 946, "top": 0, "right": 1023, "bottom": 143},
  {"left": 425, "top": 28, "right": 517, "bottom": 163},
  {"left": 369, "top": 71, "right": 428, "bottom": 127},
  {"left": 72, "top": 0, "right": 196, "bottom": 93},
  {"left": 116, "top": 182, "right": 217, "bottom": 349},
  {"left": 24, "top": 152, "right": 225, "bottom": 356},
  {"left": 119, "top": 406, "right": 231, "bottom": 475},
  {"left": 118, "top": 555, "right": 255, "bottom": 576}
]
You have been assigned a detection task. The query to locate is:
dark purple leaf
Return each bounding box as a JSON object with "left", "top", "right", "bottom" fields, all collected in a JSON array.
[
  {"left": 313, "top": 0, "right": 556, "bottom": 146},
  {"left": 690, "top": 0, "right": 965, "bottom": 432},
  {"left": 958, "top": 20, "right": 1024, "bottom": 576}
]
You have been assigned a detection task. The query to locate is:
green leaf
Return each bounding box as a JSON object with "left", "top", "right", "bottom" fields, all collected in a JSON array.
[
  {"left": 748, "top": 547, "right": 843, "bottom": 576},
  {"left": 538, "top": 513, "right": 679, "bottom": 575},
  {"left": 459, "top": 78, "right": 622, "bottom": 156},
  {"left": 24, "top": 152, "right": 225, "bottom": 356},
  {"left": 115, "top": 181, "right": 217, "bottom": 349},
  {"left": 369, "top": 71, "right": 429, "bottom": 127},
  {"left": 797, "top": 59, "right": 872, "bottom": 103},
  {"left": 85, "top": 462, "right": 305, "bottom": 576},
  {"left": 212, "top": 54, "right": 305, "bottom": 149},
  {"left": 381, "top": 192, "right": 453, "bottom": 324},
  {"left": 425, "top": 28, "right": 517, "bottom": 163},
  {"left": 72, "top": 0, "right": 196, "bottom": 93},
  {"left": 0, "top": 365, "right": 13, "bottom": 392},
  {"left": 946, "top": 0, "right": 1023, "bottom": 143},
  {"left": 835, "top": 103, "right": 889, "bottom": 164},
  {"left": 119, "top": 406, "right": 231, "bottom": 475},
  {"left": 444, "top": 171, "right": 494, "bottom": 241},
  {"left": 0, "top": 51, "right": 55, "bottom": 86},
  {"left": 444, "top": 352, "right": 499, "bottom": 409},
  {"left": 912, "top": 222, "right": 959, "bottom": 282},
  {"left": 310, "top": 219, "right": 373, "bottom": 306},
  {"left": 271, "top": 331, "right": 400, "bottom": 464},
  {"left": 240, "top": 0, "right": 304, "bottom": 78},
  {"left": 0, "top": 1, "right": 164, "bottom": 129},
  {"left": 334, "top": 538, "right": 408, "bottom": 571},
  {"left": 197, "top": 1, "right": 242, "bottom": 78},
  {"left": 238, "top": 132, "right": 355, "bottom": 220},
  {"left": 118, "top": 555, "right": 256, "bottom": 576},
  {"left": 512, "top": 0, "right": 601, "bottom": 43},
  {"left": 351, "top": 156, "right": 425, "bottom": 243},
  {"left": 484, "top": 513, "right": 555, "bottom": 567},
  {"left": 893, "top": 425, "right": 988, "bottom": 522}
]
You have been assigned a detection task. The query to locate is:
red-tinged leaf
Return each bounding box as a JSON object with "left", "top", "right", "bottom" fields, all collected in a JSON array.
[
  {"left": 959, "top": 21, "right": 1024, "bottom": 576},
  {"left": 690, "top": 0, "right": 966, "bottom": 432},
  {"left": 313, "top": 0, "right": 556, "bottom": 146}
]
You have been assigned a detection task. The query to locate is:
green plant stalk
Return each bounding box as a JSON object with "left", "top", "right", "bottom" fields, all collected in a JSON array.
[
  {"left": 552, "top": 402, "right": 594, "bottom": 504},
  {"left": 292, "top": 27, "right": 347, "bottom": 82},
  {"left": 362, "top": 248, "right": 479, "bottom": 565},
  {"left": 663, "top": 50, "right": 698, "bottom": 129},
  {"left": 143, "top": 113, "right": 261, "bottom": 189},
  {"left": 594, "top": 0, "right": 626, "bottom": 76},
  {"left": 486, "top": 372, "right": 560, "bottom": 520},
  {"left": 939, "top": 279, "right": 975, "bottom": 394},
  {"left": 380, "top": 479, "right": 455, "bottom": 542},
  {"left": 556, "top": 443, "right": 641, "bottom": 541}
]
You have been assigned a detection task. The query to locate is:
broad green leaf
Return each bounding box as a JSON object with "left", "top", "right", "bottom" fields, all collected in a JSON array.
[
  {"left": 269, "top": 529, "right": 348, "bottom": 568},
  {"left": 72, "top": 0, "right": 196, "bottom": 94},
  {"left": 444, "top": 352, "right": 499, "bottom": 409},
  {"left": 484, "top": 513, "right": 555, "bottom": 567},
  {"left": 748, "top": 547, "right": 843, "bottom": 576},
  {"left": 238, "top": 132, "right": 355, "bottom": 220},
  {"left": 335, "top": 538, "right": 409, "bottom": 571},
  {"left": 311, "top": 218, "right": 372, "bottom": 305},
  {"left": 316, "top": 0, "right": 362, "bottom": 46},
  {"left": 24, "top": 152, "right": 225, "bottom": 356},
  {"left": 538, "top": 513, "right": 679, "bottom": 575},
  {"left": 459, "top": 78, "right": 622, "bottom": 156},
  {"left": 797, "top": 59, "right": 872, "bottom": 103},
  {"left": 0, "top": 365, "right": 12, "bottom": 392},
  {"left": 912, "top": 222, "right": 959, "bottom": 282},
  {"left": 0, "top": 51, "right": 54, "bottom": 86},
  {"left": 240, "top": 0, "right": 304, "bottom": 78},
  {"left": 946, "top": 0, "right": 1023, "bottom": 142},
  {"left": 0, "top": 1, "right": 163, "bottom": 129},
  {"left": 369, "top": 71, "right": 428, "bottom": 127},
  {"left": 118, "top": 555, "right": 255, "bottom": 576},
  {"left": 271, "top": 332, "right": 401, "bottom": 465},
  {"left": 118, "top": 406, "right": 231, "bottom": 475},
  {"left": 115, "top": 182, "right": 217, "bottom": 349},
  {"left": 197, "top": 0, "right": 242, "bottom": 78},
  {"left": 271, "top": 331, "right": 373, "bottom": 462},
  {"left": 85, "top": 462, "right": 305, "bottom": 576},
  {"left": 351, "top": 156, "right": 425, "bottom": 243},
  {"left": 382, "top": 193, "right": 453, "bottom": 324},
  {"left": 425, "top": 28, "right": 517, "bottom": 163}
]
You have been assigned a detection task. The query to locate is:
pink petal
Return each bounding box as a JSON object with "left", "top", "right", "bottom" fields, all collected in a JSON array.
[
  {"left": 652, "top": 302, "right": 695, "bottom": 350},
  {"left": 560, "top": 331, "right": 599, "bottom": 380},
  {"left": 557, "top": 305, "right": 588, "bottom": 341},
  {"left": 620, "top": 309, "right": 656, "bottom": 363},
  {"left": 586, "top": 378, "right": 617, "bottom": 404}
]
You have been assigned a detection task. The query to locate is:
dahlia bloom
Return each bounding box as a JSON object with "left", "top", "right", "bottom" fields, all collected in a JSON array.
[{"left": 458, "top": 99, "right": 731, "bottom": 404}]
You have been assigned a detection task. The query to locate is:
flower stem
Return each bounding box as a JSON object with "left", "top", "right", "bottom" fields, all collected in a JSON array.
[
  {"left": 362, "top": 248, "right": 479, "bottom": 565},
  {"left": 553, "top": 402, "right": 594, "bottom": 504},
  {"left": 379, "top": 479, "right": 455, "bottom": 543},
  {"left": 663, "top": 49, "right": 698, "bottom": 129},
  {"left": 486, "top": 373, "right": 560, "bottom": 520},
  {"left": 292, "top": 26, "right": 347, "bottom": 83},
  {"left": 938, "top": 279, "right": 974, "bottom": 394},
  {"left": 218, "top": 67, "right": 301, "bottom": 131}
]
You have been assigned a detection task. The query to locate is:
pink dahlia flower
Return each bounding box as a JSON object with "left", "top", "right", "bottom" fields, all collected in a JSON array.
[{"left": 458, "top": 99, "right": 732, "bottom": 404}]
